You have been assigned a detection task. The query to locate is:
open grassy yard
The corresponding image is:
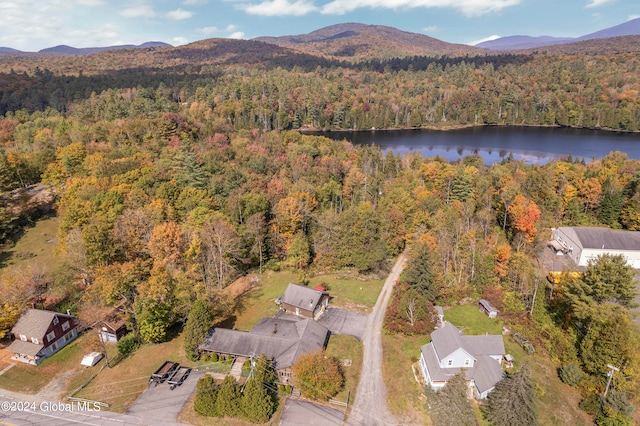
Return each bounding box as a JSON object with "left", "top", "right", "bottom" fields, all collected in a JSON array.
[
  {"left": 381, "top": 333, "right": 430, "bottom": 425},
  {"left": 325, "top": 334, "right": 362, "bottom": 404},
  {"left": 73, "top": 332, "right": 194, "bottom": 413},
  {"left": 443, "top": 303, "right": 504, "bottom": 335},
  {"left": 0, "top": 332, "right": 88, "bottom": 394},
  {"left": 231, "top": 270, "right": 384, "bottom": 331},
  {"left": 0, "top": 216, "right": 59, "bottom": 269}
]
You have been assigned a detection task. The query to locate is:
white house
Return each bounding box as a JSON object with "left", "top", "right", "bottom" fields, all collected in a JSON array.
[
  {"left": 419, "top": 322, "right": 505, "bottom": 399},
  {"left": 551, "top": 227, "right": 640, "bottom": 267}
]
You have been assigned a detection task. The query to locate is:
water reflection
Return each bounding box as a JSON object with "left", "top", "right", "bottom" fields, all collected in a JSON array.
[{"left": 309, "top": 126, "right": 640, "bottom": 165}]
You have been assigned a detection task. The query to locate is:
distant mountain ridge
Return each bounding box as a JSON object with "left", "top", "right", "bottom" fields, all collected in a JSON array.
[
  {"left": 478, "top": 17, "right": 640, "bottom": 50},
  {"left": 0, "top": 41, "right": 172, "bottom": 56},
  {"left": 254, "top": 23, "right": 484, "bottom": 59}
]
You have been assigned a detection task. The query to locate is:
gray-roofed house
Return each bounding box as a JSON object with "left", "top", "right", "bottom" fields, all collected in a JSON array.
[
  {"left": 6, "top": 308, "right": 78, "bottom": 365},
  {"left": 200, "top": 316, "right": 329, "bottom": 383},
  {"left": 419, "top": 322, "right": 505, "bottom": 399},
  {"left": 551, "top": 226, "right": 640, "bottom": 267},
  {"left": 281, "top": 283, "right": 329, "bottom": 320}
]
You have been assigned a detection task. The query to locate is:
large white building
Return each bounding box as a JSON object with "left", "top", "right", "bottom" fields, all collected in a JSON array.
[{"left": 551, "top": 227, "right": 640, "bottom": 267}]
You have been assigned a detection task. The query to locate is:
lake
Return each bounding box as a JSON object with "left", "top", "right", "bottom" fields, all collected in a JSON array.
[{"left": 310, "top": 126, "right": 640, "bottom": 165}]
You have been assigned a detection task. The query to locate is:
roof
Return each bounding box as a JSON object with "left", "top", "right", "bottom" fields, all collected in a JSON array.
[
  {"left": 422, "top": 322, "right": 506, "bottom": 394},
  {"left": 479, "top": 299, "right": 499, "bottom": 313},
  {"left": 98, "top": 307, "right": 126, "bottom": 331},
  {"left": 281, "top": 283, "right": 328, "bottom": 311},
  {"left": 11, "top": 309, "right": 75, "bottom": 339},
  {"left": 200, "top": 317, "right": 329, "bottom": 369},
  {"left": 6, "top": 339, "right": 44, "bottom": 357},
  {"left": 559, "top": 226, "right": 640, "bottom": 251}
]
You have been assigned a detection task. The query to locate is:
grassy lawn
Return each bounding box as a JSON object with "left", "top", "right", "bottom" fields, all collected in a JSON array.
[
  {"left": 0, "top": 332, "right": 88, "bottom": 394},
  {"left": 381, "top": 333, "right": 430, "bottom": 425},
  {"left": 443, "top": 303, "right": 504, "bottom": 335},
  {"left": 0, "top": 216, "right": 59, "bottom": 269},
  {"left": 231, "top": 271, "right": 383, "bottom": 331},
  {"left": 74, "top": 332, "right": 194, "bottom": 412},
  {"left": 325, "top": 334, "right": 362, "bottom": 404}
]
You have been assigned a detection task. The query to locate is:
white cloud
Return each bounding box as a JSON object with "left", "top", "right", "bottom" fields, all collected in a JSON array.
[
  {"left": 320, "top": 0, "right": 521, "bottom": 17},
  {"left": 227, "top": 31, "right": 245, "bottom": 39},
  {"left": 585, "top": 0, "right": 614, "bottom": 8},
  {"left": 422, "top": 26, "right": 438, "bottom": 33},
  {"left": 120, "top": 5, "right": 156, "bottom": 18},
  {"left": 242, "top": 0, "right": 318, "bottom": 16},
  {"left": 173, "top": 36, "right": 189, "bottom": 45},
  {"left": 225, "top": 24, "right": 238, "bottom": 31},
  {"left": 197, "top": 24, "right": 239, "bottom": 35},
  {"left": 76, "top": 0, "right": 104, "bottom": 6},
  {"left": 467, "top": 34, "right": 501, "bottom": 45},
  {"left": 183, "top": 0, "right": 207, "bottom": 4},
  {"left": 166, "top": 8, "right": 193, "bottom": 20}
]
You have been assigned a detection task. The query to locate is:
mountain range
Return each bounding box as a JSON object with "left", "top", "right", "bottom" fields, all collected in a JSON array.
[
  {"left": 477, "top": 17, "right": 640, "bottom": 50},
  {"left": 0, "top": 41, "right": 171, "bottom": 56}
]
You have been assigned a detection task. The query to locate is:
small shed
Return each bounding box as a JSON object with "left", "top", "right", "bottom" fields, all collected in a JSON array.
[{"left": 479, "top": 299, "right": 499, "bottom": 318}]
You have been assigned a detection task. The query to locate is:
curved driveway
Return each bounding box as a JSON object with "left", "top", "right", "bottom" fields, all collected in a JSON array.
[{"left": 347, "top": 252, "right": 407, "bottom": 426}]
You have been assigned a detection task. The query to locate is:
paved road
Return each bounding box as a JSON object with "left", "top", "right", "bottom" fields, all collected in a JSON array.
[
  {"left": 347, "top": 253, "right": 407, "bottom": 426},
  {"left": 0, "top": 390, "right": 184, "bottom": 425},
  {"left": 279, "top": 398, "right": 344, "bottom": 426}
]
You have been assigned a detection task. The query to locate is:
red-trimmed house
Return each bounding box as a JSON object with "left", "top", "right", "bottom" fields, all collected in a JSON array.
[{"left": 6, "top": 309, "right": 79, "bottom": 365}]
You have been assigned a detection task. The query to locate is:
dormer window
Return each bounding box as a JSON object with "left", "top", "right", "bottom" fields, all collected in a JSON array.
[
  {"left": 32, "top": 338, "right": 39, "bottom": 344},
  {"left": 20, "top": 334, "right": 27, "bottom": 341},
  {"left": 464, "top": 359, "right": 470, "bottom": 366},
  {"left": 448, "top": 359, "right": 453, "bottom": 366}
]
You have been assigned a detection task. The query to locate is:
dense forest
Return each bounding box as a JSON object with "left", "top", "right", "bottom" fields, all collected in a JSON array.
[{"left": 0, "top": 36, "right": 639, "bottom": 424}]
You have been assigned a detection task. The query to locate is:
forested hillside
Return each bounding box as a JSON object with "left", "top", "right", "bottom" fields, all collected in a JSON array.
[{"left": 0, "top": 26, "right": 639, "bottom": 424}]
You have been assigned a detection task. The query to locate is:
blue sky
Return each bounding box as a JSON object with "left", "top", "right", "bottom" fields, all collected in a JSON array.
[{"left": 1, "top": 0, "right": 639, "bottom": 51}]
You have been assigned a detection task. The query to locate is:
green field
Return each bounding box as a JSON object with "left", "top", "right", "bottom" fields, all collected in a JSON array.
[
  {"left": 0, "top": 216, "right": 59, "bottom": 269},
  {"left": 443, "top": 303, "right": 504, "bottom": 335}
]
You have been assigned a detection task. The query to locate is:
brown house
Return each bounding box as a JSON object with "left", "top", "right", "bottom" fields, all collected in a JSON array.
[
  {"left": 280, "top": 283, "right": 329, "bottom": 320},
  {"left": 6, "top": 309, "right": 78, "bottom": 365}
]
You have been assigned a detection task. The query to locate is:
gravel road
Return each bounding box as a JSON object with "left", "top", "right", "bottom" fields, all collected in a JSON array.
[{"left": 346, "top": 252, "right": 407, "bottom": 426}]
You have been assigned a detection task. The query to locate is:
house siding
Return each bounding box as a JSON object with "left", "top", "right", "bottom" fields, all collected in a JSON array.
[{"left": 439, "top": 348, "right": 475, "bottom": 369}]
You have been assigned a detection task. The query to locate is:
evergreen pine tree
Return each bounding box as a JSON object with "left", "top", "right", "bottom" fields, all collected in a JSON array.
[
  {"left": 486, "top": 365, "right": 537, "bottom": 426},
  {"left": 193, "top": 375, "right": 219, "bottom": 417},
  {"left": 215, "top": 375, "right": 240, "bottom": 418},
  {"left": 183, "top": 299, "right": 215, "bottom": 361},
  {"left": 240, "top": 376, "right": 275, "bottom": 423},
  {"left": 427, "top": 371, "right": 476, "bottom": 426},
  {"left": 404, "top": 244, "right": 439, "bottom": 303}
]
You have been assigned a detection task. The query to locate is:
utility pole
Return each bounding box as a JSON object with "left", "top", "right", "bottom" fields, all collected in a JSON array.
[{"left": 603, "top": 364, "right": 620, "bottom": 398}]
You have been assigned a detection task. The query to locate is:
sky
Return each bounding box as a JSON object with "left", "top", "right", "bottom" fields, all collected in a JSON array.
[{"left": 1, "top": 0, "right": 639, "bottom": 51}]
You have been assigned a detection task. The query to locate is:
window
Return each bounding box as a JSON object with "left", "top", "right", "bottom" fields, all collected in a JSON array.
[
  {"left": 20, "top": 334, "right": 27, "bottom": 341},
  {"left": 53, "top": 316, "right": 59, "bottom": 326},
  {"left": 447, "top": 359, "right": 453, "bottom": 366},
  {"left": 47, "top": 331, "right": 56, "bottom": 342},
  {"left": 51, "top": 342, "right": 58, "bottom": 351},
  {"left": 464, "top": 359, "right": 470, "bottom": 366},
  {"left": 32, "top": 338, "right": 39, "bottom": 344},
  {"left": 64, "top": 334, "right": 71, "bottom": 342},
  {"left": 62, "top": 321, "right": 70, "bottom": 332}
]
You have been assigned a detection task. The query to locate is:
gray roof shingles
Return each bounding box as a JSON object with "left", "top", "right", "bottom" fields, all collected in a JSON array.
[
  {"left": 422, "top": 322, "right": 505, "bottom": 395},
  {"left": 6, "top": 339, "right": 44, "bottom": 356},
  {"left": 281, "top": 283, "right": 326, "bottom": 311},
  {"left": 11, "top": 309, "right": 75, "bottom": 339},
  {"left": 200, "top": 317, "right": 328, "bottom": 369},
  {"left": 564, "top": 226, "right": 640, "bottom": 250}
]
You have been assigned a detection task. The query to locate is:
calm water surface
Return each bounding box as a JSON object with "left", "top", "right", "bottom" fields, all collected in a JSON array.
[{"left": 313, "top": 126, "right": 640, "bottom": 164}]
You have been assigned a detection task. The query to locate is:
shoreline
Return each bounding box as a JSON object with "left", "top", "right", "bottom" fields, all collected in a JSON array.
[{"left": 298, "top": 123, "right": 640, "bottom": 135}]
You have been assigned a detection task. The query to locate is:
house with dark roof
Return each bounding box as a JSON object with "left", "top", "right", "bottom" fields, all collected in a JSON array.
[
  {"left": 551, "top": 227, "right": 640, "bottom": 267},
  {"left": 419, "top": 322, "right": 505, "bottom": 399},
  {"left": 200, "top": 316, "right": 329, "bottom": 383},
  {"left": 94, "top": 306, "right": 128, "bottom": 343},
  {"left": 280, "top": 283, "right": 329, "bottom": 320},
  {"left": 6, "top": 309, "right": 78, "bottom": 365}
]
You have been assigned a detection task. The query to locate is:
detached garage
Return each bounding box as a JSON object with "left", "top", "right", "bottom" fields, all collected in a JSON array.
[{"left": 551, "top": 227, "right": 640, "bottom": 267}]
